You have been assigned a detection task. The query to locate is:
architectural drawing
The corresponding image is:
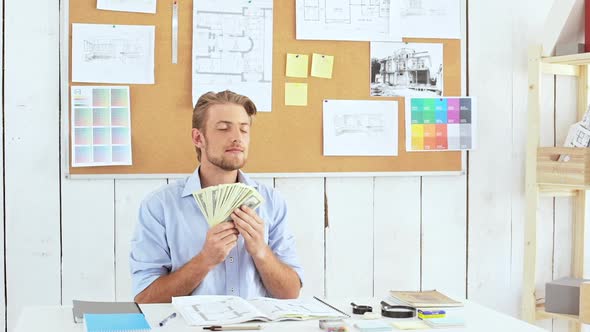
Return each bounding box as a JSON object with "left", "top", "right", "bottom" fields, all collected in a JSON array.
[
  {"left": 401, "top": 0, "right": 446, "bottom": 17},
  {"left": 334, "top": 113, "right": 385, "bottom": 136},
  {"left": 189, "top": 299, "right": 252, "bottom": 322},
  {"left": 564, "top": 122, "right": 590, "bottom": 147},
  {"left": 296, "top": 0, "right": 400, "bottom": 41},
  {"left": 193, "top": 1, "right": 273, "bottom": 111},
  {"left": 83, "top": 38, "right": 144, "bottom": 63},
  {"left": 97, "top": 0, "right": 157, "bottom": 14},
  {"left": 72, "top": 24, "right": 155, "bottom": 84},
  {"left": 398, "top": 0, "right": 461, "bottom": 38},
  {"left": 323, "top": 99, "right": 397, "bottom": 156}
]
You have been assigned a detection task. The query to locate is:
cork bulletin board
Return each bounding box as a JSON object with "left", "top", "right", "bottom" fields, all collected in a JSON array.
[{"left": 68, "top": 0, "right": 462, "bottom": 175}]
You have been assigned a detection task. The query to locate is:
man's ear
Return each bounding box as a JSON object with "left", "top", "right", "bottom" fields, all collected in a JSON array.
[{"left": 192, "top": 128, "right": 205, "bottom": 148}]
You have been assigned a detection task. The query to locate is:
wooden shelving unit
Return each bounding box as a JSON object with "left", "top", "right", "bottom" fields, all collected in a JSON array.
[{"left": 522, "top": 45, "right": 590, "bottom": 331}]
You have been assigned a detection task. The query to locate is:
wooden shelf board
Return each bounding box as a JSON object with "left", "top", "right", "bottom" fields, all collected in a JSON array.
[
  {"left": 538, "top": 184, "right": 588, "bottom": 196},
  {"left": 542, "top": 52, "right": 590, "bottom": 65},
  {"left": 536, "top": 305, "right": 579, "bottom": 322}
]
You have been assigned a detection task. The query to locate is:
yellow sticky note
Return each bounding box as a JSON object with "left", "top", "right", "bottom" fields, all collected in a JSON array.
[
  {"left": 285, "top": 83, "right": 308, "bottom": 106},
  {"left": 311, "top": 53, "right": 334, "bottom": 79},
  {"left": 286, "top": 54, "right": 309, "bottom": 78}
]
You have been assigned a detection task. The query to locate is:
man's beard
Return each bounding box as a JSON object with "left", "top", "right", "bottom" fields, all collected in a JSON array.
[{"left": 204, "top": 146, "right": 247, "bottom": 171}]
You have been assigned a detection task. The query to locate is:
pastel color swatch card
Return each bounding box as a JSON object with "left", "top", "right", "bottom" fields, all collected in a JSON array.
[
  {"left": 285, "top": 83, "right": 308, "bottom": 106},
  {"left": 311, "top": 53, "right": 334, "bottom": 79},
  {"left": 406, "top": 97, "right": 476, "bottom": 151},
  {"left": 286, "top": 53, "right": 309, "bottom": 78},
  {"left": 71, "top": 86, "right": 133, "bottom": 167}
]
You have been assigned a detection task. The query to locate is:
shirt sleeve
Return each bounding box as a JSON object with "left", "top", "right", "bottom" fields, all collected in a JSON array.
[
  {"left": 267, "top": 190, "right": 305, "bottom": 287},
  {"left": 129, "top": 193, "right": 172, "bottom": 298}
]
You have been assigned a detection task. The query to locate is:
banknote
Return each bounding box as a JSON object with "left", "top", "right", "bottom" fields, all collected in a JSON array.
[{"left": 193, "top": 183, "right": 265, "bottom": 226}]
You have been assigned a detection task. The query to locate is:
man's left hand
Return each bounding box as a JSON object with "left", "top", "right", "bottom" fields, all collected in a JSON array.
[{"left": 232, "top": 205, "right": 268, "bottom": 260}]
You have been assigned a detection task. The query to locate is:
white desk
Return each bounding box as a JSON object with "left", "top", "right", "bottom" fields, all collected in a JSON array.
[{"left": 15, "top": 298, "right": 546, "bottom": 332}]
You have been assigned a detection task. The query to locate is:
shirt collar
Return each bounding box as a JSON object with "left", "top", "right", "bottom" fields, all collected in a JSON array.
[{"left": 181, "top": 166, "right": 258, "bottom": 197}]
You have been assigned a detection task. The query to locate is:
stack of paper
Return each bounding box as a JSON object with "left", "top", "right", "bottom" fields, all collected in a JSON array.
[
  {"left": 193, "top": 183, "right": 264, "bottom": 227},
  {"left": 388, "top": 290, "right": 463, "bottom": 308}
]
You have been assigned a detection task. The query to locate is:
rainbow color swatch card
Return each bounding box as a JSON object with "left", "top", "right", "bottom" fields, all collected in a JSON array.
[
  {"left": 71, "top": 86, "right": 132, "bottom": 167},
  {"left": 406, "top": 97, "right": 477, "bottom": 152}
]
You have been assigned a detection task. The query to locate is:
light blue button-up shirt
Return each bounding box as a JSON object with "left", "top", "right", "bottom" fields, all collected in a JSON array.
[{"left": 129, "top": 167, "right": 304, "bottom": 299}]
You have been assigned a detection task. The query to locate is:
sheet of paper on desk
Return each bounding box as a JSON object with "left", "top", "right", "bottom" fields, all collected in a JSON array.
[
  {"left": 97, "top": 0, "right": 157, "bottom": 14},
  {"left": 391, "top": 320, "right": 430, "bottom": 330},
  {"left": 72, "top": 24, "right": 155, "bottom": 84}
]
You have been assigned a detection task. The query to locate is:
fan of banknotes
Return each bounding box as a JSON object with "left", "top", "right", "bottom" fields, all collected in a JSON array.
[{"left": 193, "top": 183, "right": 264, "bottom": 226}]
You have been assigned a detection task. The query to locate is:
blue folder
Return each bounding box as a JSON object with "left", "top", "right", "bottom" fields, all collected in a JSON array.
[{"left": 84, "top": 313, "right": 151, "bottom": 332}]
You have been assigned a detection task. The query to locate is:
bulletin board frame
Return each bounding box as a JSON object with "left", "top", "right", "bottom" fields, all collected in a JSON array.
[{"left": 61, "top": 0, "right": 468, "bottom": 179}]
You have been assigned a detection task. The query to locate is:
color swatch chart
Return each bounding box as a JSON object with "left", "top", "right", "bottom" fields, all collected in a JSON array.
[
  {"left": 71, "top": 86, "right": 132, "bottom": 167},
  {"left": 406, "top": 97, "right": 477, "bottom": 151}
]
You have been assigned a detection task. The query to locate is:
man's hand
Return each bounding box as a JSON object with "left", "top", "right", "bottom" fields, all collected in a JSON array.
[
  {"left": 199, "top": 222, "right": 239, "bottom": 268},
  {"left": 232, "top": 205, "right": 268, "bottom": 260}
]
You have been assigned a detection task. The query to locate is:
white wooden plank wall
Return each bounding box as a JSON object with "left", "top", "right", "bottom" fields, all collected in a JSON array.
[
  {"left": 4, "top": 1, "right": 60, "bottom": 332},
  {"left": 422, "top": 176, "right": 467, "bottom": 298},
  {"left": 3, "top": 1, "right": 588, "bottom": 332},
  {"left": 373, "top": 177, "right": 421, "bottom": 296},
  {"left": 62, "top": 180, "right": 115, "bottom": 304},
  {"left": 0, "top": 0, "right": 5, "bottom": 331},
  {"left": 468, "top": 0, "right": 516, "bottom": 314},
  {"left": 274, "top": 178, "right": 325, "bottom": 297},
  {"left": 115, "top": 180, "right": 168, "bottom": 301}
]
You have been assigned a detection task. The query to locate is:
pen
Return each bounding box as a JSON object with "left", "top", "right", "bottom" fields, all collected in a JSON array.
[
  {"left": 158, "top": 312, "right": 177, "bottom": 326},
  {"left": 203, "top": 325, "right": 263, "bottom": 331}
]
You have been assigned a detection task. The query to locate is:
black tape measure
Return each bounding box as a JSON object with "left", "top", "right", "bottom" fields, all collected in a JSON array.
[
  {"left": 350, "top": 302, "right": 373, "bottom": 315},
  {"left": 380, "top": 301, "right": 415, "bottom": 318}
]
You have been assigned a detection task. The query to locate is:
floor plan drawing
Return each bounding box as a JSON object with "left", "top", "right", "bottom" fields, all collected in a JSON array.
[
  {"left": 193, "top": 1, "right": 273, "bottom": 111},
  {"left": 296, "top": 0, "right": 401, "bottom": 41}
]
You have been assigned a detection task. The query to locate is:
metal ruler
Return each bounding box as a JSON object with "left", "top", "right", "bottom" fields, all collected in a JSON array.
[{"left": 172, "top": 0, "right": 178, "bottom": 64}]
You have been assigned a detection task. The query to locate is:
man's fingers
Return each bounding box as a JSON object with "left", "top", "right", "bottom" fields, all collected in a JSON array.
[
  {"left": 220, "top": 233, "right": 239, "bottom": 246},
  {"left": 211, "top": 221, "right": 236, "bottom": 234},
  {"left": 239, "top": 205, "right": 264, "bottom": 225},
  {"left": 234, "top": 215, "right": 256, "bottom": 237}
]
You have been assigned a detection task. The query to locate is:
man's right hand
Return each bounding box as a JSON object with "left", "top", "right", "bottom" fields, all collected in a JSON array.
[{"left": 199, "top": 222, "right": 239, "bottom": 268}]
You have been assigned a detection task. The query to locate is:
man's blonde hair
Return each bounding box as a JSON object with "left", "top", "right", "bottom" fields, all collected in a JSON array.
[{"left": 192, "top": 90, "right": 257, "bottom": 161}]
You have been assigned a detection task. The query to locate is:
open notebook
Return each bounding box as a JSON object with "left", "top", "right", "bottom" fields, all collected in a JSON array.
[{"left": 172, "top": 295, "right": 348, "bottom": 326}]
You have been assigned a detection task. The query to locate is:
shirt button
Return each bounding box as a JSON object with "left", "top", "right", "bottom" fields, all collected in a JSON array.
[
  {"left": 229, "top": 257, "right": 234, "bottom": 263},
  {"left": 231, "top": 288, "right": 235, "bottom": 293}
]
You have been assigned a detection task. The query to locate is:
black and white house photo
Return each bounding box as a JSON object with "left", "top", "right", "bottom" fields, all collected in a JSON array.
[{"left": 370, "top": 42, "right": 443, "bottom": 97}]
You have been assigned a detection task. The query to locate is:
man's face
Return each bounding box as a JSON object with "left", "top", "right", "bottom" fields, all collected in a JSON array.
[{"left": 193, "top": 103, "right": 251, "bottom": 171}]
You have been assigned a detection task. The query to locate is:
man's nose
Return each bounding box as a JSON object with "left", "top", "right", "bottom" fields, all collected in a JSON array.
[{"left": 230, "top": 127, "right": 243, "bottom": 143}]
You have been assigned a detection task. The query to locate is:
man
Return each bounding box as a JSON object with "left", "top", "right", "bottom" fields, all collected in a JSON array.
[{"left": 130, "top": 90, "right": 304, "bottom": 303}]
